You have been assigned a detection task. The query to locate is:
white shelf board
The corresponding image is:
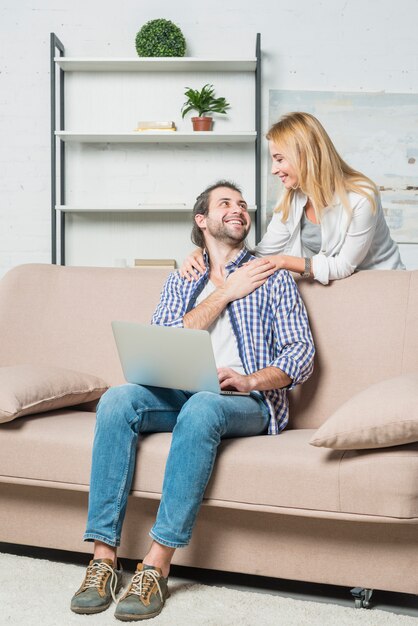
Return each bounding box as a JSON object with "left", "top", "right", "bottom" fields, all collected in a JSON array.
[
  {"left": 54, "top": 57, "right": 256, "bottom": 72},
  {"left": 55, "top": 131, "right": 257, "bottom": 144},
  {"left": 56, "top": 205, "right": 257, "bottom": 213},
  {"left": 56, "top": 204, "right": 189, "bottom": 213}
]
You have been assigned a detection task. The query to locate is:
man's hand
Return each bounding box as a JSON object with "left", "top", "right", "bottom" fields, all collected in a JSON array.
[
  {"left": 220, "top": 258, "right": 276, "bottom": 303},
  {"left": 218, "top": 368, "right": 255, "bottom": 392},
  {"left": 218, "top": 366, "right": 292, "bottom": 392}
]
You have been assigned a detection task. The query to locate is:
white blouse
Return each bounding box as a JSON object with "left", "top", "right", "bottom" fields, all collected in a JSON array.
[{"left": 254, "top": 190, "right": 404, "bottom": 285}]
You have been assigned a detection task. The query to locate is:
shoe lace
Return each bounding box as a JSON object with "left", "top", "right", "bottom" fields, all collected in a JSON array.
[
  {"left": 82, "top": 561, "right": 119, "bottom": 603},
  {"left": 126, "top": 568, "right": 163, "bottom": 603}
]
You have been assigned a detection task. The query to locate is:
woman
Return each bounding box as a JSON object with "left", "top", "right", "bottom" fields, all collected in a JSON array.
[{"left": 181, "top": 111, "right": 404, "bottom": 285}]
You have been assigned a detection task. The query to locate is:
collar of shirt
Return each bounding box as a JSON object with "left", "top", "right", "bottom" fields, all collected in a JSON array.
[
  {"left": 186, "top": 247, "right": 254, "bottom": 313},
  {"left": 292, "top": 189, "right": 339, "bottom": 215},
  {"left": 201, "top": 247, "right": 254, "bottom": 274}
]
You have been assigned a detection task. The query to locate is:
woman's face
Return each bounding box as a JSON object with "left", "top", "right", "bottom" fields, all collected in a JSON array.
[{"left": 269, "top": 141, "right": 298, "bottom": 190}]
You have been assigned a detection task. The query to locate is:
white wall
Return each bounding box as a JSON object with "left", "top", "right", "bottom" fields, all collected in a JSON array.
[{"left": 1, "top": 0, "right": 417, "bottom": 276}]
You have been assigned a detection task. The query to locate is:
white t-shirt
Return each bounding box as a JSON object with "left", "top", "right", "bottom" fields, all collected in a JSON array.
[{"left": 196, "top": 281, "right": 245, "bottom": 375}]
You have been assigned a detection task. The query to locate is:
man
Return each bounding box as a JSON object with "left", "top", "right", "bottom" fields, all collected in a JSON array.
[{"left": 71, "top": 180, "right": 315, "bottom": 621}]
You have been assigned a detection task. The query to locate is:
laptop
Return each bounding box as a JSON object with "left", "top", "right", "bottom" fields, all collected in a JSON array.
[{"left": 111, "top": 320, "right": 249, "bottom": 395}]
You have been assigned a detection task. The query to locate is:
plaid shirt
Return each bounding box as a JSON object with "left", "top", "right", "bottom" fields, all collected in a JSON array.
[{"left": 152, "top": 248, "right": 315, "bottom": 434}]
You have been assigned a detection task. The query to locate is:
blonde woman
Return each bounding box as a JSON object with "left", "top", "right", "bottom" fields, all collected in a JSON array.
[{"left": 181, "top": 112, "right": 404, "bottom": 285}]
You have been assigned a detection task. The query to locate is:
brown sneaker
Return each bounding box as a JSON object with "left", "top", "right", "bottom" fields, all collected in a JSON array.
[
  {"left": 114, "top": 563, "right": 169, "bottom": 621},
  {"left": 70, "top": 558, "right": 123, "bottom": 614}
]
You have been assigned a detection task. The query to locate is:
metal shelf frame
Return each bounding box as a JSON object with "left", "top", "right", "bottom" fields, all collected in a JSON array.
[
  {"left": 50, "top": 33, "right": 262, "bottom": 265},
  {"left": 50, "top": 33, "right": 65, "bottom": 265}
]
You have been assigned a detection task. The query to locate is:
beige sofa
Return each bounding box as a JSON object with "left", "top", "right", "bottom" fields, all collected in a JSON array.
[{"left": 0, "top": 263, "right": 417, "bottom": 604}]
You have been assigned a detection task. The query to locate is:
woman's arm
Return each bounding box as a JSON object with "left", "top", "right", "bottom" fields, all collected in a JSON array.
[
  {"left": 268, "top": 255, "right": 307, "bottom": 275},
  {"left": 251, "top": 210, "right": 299, "bottom": 273},
  {"left": 253, "top": 211, "right": 292, "bottom": 257},
  {"left": 179, "top": 248, "right": 206, "bottom": 281},
  {"left": 179, "top": 210, "right": 294, "bottom": 280},
  {"left": 260, "top": 195, "right": 381, "bottom": 283},
  {"left": 312, "top": 195, "right": 378, "bottom": 285}
]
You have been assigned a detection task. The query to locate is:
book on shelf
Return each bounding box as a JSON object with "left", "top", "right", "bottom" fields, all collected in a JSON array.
[
  {"left": 134, "top": 259, "right": 176, "bottom": 268},
  {"left": 134, "top": 121, "right": 177, "bottom": 131}
]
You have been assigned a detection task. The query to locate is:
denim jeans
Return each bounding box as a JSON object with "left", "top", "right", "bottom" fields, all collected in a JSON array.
[{"left": 84, "top": 383, "right": 270, "bottom": 548}]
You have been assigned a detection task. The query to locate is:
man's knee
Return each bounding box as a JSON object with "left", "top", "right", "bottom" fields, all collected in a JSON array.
[
  {"left": 178, "top": 392, "right": 227, "bottom": 433},
  {"left": 98, "top": 384, "right": 131, "bottom": 410},
  {"left": 96, "top": 384, "right": 141, "bottom": 427}
]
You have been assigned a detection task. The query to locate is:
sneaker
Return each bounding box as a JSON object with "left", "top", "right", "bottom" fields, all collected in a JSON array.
[
  {"left": 114, "top": 563, "right": 170, "bottom": 621},
  {"left": 70, "top": 558, "right": 123, "bottom": 614}
]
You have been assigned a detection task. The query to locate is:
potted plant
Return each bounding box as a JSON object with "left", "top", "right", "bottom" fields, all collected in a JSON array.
[
  {"left": 135, "top": 19, "right": 186, "bottom": 57},
  {"left": 181, "top": 84, "right": 230, "bottom": 131}
]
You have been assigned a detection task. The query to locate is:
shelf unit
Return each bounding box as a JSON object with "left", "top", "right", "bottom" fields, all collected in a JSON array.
[{"left": 50, "top": 33, "right": 261, "bottom": 265}]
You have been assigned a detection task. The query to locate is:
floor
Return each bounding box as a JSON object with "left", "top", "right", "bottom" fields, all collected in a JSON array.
[{"left": 1, "top": 543, "right": 417, "bottom": 619}]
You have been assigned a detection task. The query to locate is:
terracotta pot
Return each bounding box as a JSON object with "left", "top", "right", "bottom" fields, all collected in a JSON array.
[{"left": 191, "top": 116, "right": 213, "bottom": 131}]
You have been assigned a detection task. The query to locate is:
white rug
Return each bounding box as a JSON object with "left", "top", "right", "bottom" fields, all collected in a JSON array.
[{"left": 0, "top": 553, "right": 415, "bottom": 626}]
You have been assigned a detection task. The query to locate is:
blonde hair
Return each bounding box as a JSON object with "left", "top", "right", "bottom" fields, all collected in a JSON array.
[{"left": 266, "top": 112, "right": 378, "bottom": 222}]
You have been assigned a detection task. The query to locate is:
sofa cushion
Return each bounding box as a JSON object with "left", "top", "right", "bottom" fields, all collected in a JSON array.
[
  {"left": 0, "top": 365, "right": 108, "bottom": 423},
  {"left": 309, "top": 372, "right": 418, "bottom": 450},
  {"left": 0, "top": 412, "right": 417, "bottom": 521}
]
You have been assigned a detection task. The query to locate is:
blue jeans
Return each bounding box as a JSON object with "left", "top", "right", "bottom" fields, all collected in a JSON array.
[{"left": 84, "top": 384, "right": 270, "bottom": 548}]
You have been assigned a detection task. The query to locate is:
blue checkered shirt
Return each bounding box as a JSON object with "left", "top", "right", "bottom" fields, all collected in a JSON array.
[{"left": 152, "top": 248, "right": 315, "bottom": 434}]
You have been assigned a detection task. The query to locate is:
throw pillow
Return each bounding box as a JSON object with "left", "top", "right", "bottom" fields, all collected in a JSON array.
[
  {"left": 309, "top": 372, "right": 418, "bottom": 450},
  {"left": 0, "top": 364, "right": 109, "bottom": 424}
]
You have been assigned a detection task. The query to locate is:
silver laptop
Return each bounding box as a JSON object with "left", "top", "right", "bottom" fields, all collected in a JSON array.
[{"left": 111, "top": 321, "right": 249, "bottom": 395}]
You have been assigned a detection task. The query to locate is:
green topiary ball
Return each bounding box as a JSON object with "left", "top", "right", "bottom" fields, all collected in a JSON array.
[{"left": 135, "top": 19, "right": 186, "bottom": 57}]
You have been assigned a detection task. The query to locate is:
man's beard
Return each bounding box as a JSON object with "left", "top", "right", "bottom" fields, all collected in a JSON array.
[{"left": 205, "top": 218, "right": 250, "bottom": 245}]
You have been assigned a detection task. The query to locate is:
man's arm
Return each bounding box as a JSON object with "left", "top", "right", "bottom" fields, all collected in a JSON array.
[
  {"left": 269, "top": 270, "right": 315, "bottom": 388},
  {"left": 220, "top": 271, "right": 314, "bottom": 393},
  {"left": 183, "top": 288, "right": 229, "bottom": 329},
  {"left": 217, "top": 366, "right": 291, "bottom": 392},
  {"left": 152, "top": 259, "right": 275, "bottom": 329},
  {"left": 184, "top": 259, "right": 275, "bottom": 329},
  {"left": 151, "top": 272, "right": 188, "bottom": 327}
]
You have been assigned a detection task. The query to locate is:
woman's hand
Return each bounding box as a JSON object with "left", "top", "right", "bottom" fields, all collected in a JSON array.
[
  {"left": 179, "top": 248, "right": 206, "bottom": 281},
  {"left": 221, "top": 258, "right": 276, "bottom": 302},
  {"left": 260, "top": 254, "right": 309, "bottom": 275},
  {"left": 263, "top": 255, "right": 285, "bottom": 270},
  {"left": 268, "top": 254, "right": 309, "bottom": 276}
]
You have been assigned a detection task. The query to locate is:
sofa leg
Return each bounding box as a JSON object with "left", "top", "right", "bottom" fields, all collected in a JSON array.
[{"left": 350, "top": 587, "right": 373, "bottom": 609}]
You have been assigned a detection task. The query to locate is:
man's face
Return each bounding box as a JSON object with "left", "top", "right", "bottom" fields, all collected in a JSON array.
[{"left": 198, "top": 187, "right": 251, "bottom": 245}]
